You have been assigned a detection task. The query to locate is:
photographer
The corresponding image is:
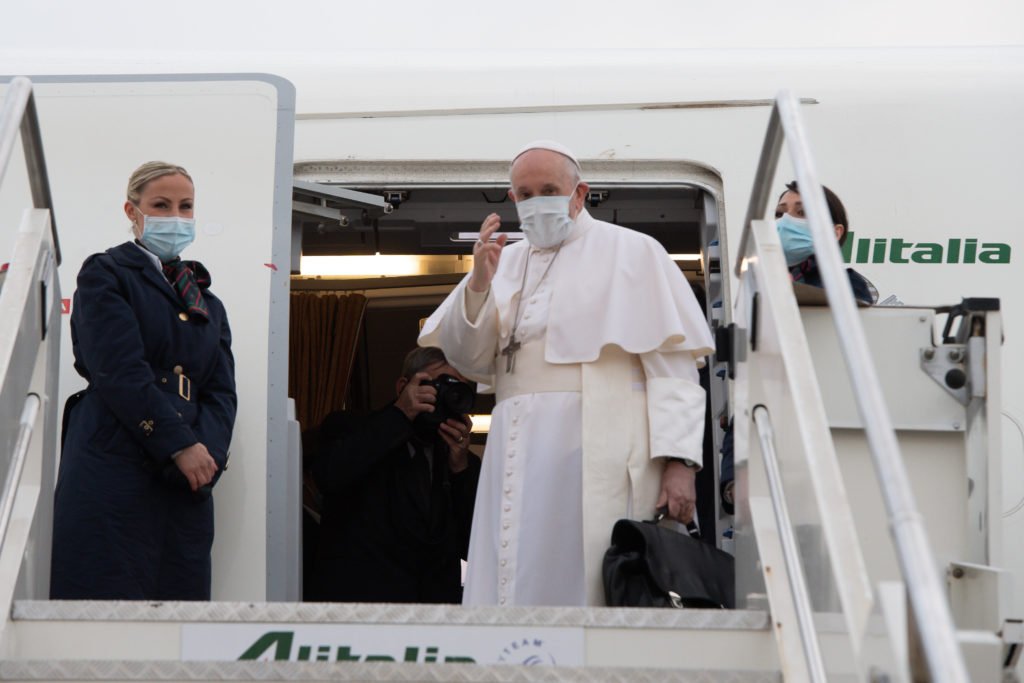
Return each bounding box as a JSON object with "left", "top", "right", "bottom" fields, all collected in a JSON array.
[{"left": 311, "top": 347, "right": 481, "bottom": 603}]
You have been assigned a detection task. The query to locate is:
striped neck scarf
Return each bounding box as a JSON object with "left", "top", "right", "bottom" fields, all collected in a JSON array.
[
  {"left": 161, "top": 259, "right": 211, "bottom": 320},
  {"left": 789, "top": 255, "right": 816, "bottom": 284}
]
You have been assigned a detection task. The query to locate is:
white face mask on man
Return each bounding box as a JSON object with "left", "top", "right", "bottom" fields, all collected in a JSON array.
[{"left": 515, "top": 185, "right": 579, "bottom": 248}]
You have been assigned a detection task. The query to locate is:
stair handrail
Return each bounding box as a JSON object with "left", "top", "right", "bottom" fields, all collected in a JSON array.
[
  {"left": 752, "top": 404, "right": 828, "bottom": 682},
  {"left": 735, "top": 90, "right": 969, "bottom": 683},
  {"left": 0, "top": 76, "right": 60, "bottom": 264},
  {"left": 0, "top": 394, "right": 40, "bottom": 551}
]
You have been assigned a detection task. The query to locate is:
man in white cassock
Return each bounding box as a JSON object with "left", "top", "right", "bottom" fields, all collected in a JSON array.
[{"left": 419, "top": 140, "right": 714, "bottom": 606}]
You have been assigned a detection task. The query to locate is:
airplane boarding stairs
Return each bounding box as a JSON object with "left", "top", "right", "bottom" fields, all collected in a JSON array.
[
  {"left": 0, "top": 80, "right": 1019, "bottom": 680},
  {"left": 1, "top": 266, "right": 1016, "bottom": 681},
  {"left": 1, "top": 296, "right": 1017, "bottom": 682}
]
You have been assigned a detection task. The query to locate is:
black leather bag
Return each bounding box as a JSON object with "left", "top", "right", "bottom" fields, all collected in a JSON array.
[{"left": 602, "top": 509, "right": 735, "bottom": 608}]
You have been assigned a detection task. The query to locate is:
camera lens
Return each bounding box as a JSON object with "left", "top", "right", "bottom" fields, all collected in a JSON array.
[{"left": 445, "top": 382, "right": 475, "bottom": 414}]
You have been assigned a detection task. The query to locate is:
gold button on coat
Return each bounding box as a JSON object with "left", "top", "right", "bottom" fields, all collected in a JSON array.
[
  {"left": 178, "top": 312, "right": 188, "bottom": 321},
  {"left": 173, "top": 365, "right": 183, "bottom": 375}
]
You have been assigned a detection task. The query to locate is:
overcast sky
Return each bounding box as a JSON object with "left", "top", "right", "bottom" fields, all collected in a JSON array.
[{"left": 1, "top": 0, "right": 1021, "bottom": 65}]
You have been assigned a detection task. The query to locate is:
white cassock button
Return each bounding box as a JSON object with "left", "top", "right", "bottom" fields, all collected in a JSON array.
[
  {"left": 506, "top": 470, "right": 513, "bottom": 477},
  {"left": 502, "top": 540, "right": 509, "bottom": 548},
  {"left": 501, "top": 559, "right": 507, "bottom": 567},
  {"left": 504, "top": 504, "right": 511, "bottom": 512},
  {"left": 503, "top": 522, "right": 510, "bottom": 530},
  {"left": 514, "top": 399, "right": 521, "bottom": 407},
  {"left": 500, "top": 598, "right": 506, "bottom": 605},
  {"left": 504, "top": 486, "right": 512, "bottom": 494},
  {"left": 501, "top": 578, "right": 508, "bottom": 585},
  {"left": 510, "top": 434, "right": 517, "bottom": 441}
]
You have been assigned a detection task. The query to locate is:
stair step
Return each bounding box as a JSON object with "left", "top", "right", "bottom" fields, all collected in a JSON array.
[
  {"left": 8, "top": 601, "right": 777, "bottom": 679},
  {"left": 13, "top": 600, "right": 771, "bottom": 629},
  {"left": 0, "top": 660, "right": 782, "bottom": 682}
]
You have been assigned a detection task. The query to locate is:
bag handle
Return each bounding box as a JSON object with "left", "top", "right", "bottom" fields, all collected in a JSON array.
[{"left": 650, "top": 505, "right": 702, "bottom": 539}]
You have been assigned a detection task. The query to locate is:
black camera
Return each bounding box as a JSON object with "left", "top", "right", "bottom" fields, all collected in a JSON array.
[{"left": 416, "top": 374, "right": 476, "bottom": 429}]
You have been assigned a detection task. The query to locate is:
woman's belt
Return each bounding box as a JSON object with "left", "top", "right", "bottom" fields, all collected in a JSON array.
[
  {"left": 154, "top": 368, "right": 192, "bottom": 401},
  {"left": 495, "top": 340, "right": 581, "bottom": 404}
]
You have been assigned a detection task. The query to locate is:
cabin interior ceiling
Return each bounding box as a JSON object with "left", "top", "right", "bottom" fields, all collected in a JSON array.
[
  {"left": 296, "top": 185, "right": 706, "bottom": 257},
  {"left": 292, "top": 182, "right": 710, "bottom": 415}
]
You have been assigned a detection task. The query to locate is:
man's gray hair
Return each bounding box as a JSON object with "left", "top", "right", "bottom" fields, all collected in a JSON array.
[
  {"left": 401, "top": 346, "right": 448, "bottom": 380},
  {"left": 561, "top": 156, "right": 581, "bottom": 185}
]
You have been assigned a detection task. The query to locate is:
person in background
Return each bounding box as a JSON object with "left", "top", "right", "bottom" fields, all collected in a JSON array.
[
  {"left": 719, "top": 417, "right": 735, "bottom": 517},
  {"left": 312, "top": 347, "right": 481, "bottom": 603},
  {"left": 776, "top": 180, "right": 877, "bottom": 305},
  {"left": 715, "top": 182, "right": 877, "bottom": 520},
  {"left": 51, "top": 161, "right": 236, "bottom": 600}
]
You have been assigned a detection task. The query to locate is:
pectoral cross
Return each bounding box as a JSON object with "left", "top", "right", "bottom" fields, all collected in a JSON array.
[{"left": 501, "top": 334, "right": 522, "bottom": 373}]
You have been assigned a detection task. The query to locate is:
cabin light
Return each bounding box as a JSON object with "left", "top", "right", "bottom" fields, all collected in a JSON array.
[
  {"left": 469, "top": 414, "right": 491, "bottom": 433},
  {"left": 299, "top": 254, "right": 474, "bottom": 277},
  {"left": 452, "top": 232, "right": 525, "bottom": 243},
  {"left": 300, "top": 254, "right": 422, "bottom": 277},
  {"left": 669, "top": 254, "right": 702, "bottom": 261}
]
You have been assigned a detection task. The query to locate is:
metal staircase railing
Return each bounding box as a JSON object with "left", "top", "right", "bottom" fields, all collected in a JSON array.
[
  {"left": 751, "top": 404, "right": 827, "bottom": 682},
  {"left": 0, "top": 393, "right": 40, "bottom": 551},
  {"left": 0, "top": 76, "right": 60, "bottom": 265},
  {"left": 0, "top": 76, "right": 61, "bottom": 618},
  {"left": 735, "top": 89, "right": 969, "bottom": 682}
]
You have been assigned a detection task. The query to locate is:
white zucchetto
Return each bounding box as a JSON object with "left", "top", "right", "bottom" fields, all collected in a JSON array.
[{"left": 510, "top": 139, "right": 581, "bottom": 173}]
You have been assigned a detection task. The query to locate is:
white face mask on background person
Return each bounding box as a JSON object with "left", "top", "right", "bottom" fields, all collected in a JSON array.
[
  {"left": 136, "top": 211, "right": 196, "bottom": 262},
  {"left": 515, "top": 185, "right": 578, "bottom": 248}
]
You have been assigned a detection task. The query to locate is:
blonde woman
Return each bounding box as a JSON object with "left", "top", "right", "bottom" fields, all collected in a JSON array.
[{"left": 51, "top": 162, "right": 236, "bottom": 600}]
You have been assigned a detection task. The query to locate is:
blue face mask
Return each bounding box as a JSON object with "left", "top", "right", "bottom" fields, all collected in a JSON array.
[
  {"left": 776, "top": 213, "right": 815, "bottom": 266},
  {"left": 137, "top": 212, "right": 196, "bottom": 262}
]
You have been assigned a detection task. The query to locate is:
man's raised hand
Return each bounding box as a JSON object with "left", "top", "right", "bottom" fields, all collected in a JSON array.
[
  {"left": 439, "top": 414, "right": 473, "bottom": 473},
  {"left": 469, "top": 213, "right": 509, "bottom": 293},
  {"left": 395, "top": 372, "right": 436, "bottom": 422}
]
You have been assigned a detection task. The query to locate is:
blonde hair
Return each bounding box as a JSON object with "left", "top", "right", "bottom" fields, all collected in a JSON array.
[{"left": 126, "top": 161, "right": 193, "bottom": 204}]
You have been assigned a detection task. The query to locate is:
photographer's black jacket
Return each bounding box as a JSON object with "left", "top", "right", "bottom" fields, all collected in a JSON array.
[{"left": 312, "top": 405, "right": 480, "bottom": 603}]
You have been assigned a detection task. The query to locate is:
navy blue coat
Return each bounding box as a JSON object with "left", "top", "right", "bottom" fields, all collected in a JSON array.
[
  {"left": 50, "top": 242, "right": 236, "bottom": 600},
  {"left": 789, "top": 255, "right": 877, "bottom": 305}
]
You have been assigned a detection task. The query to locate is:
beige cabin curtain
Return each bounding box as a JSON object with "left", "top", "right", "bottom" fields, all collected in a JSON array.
[{"left": 288, "top": 292, "right": 367, "bottom": 434}]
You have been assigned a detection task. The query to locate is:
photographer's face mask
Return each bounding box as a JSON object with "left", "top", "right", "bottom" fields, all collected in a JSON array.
[{"left": 515, "top": 184, "right": 579, "bottom": 249}]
